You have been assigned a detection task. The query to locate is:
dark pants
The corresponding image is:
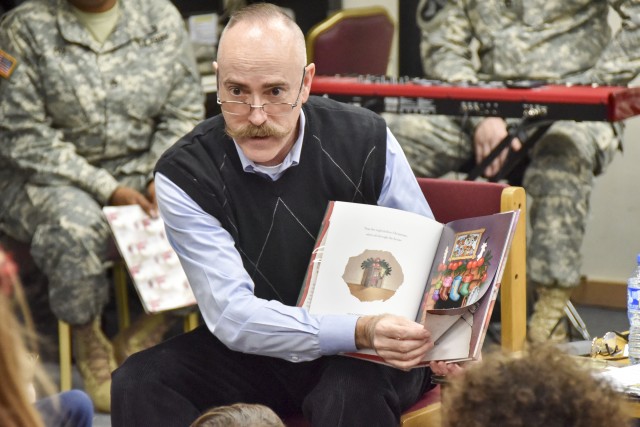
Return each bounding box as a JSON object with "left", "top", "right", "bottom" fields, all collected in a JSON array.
[{"left": 111, "top": 325, "right": 432, "bottom": 427}]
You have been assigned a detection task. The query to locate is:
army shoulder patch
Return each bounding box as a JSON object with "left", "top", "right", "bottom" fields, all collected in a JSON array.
[{"left": 0, "top": 49, "right": 18, "bottom": 79}]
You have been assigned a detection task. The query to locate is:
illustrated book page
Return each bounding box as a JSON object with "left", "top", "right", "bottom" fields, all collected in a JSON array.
[
  {"left": 103, "top": 205, "right": 197, "bottom": 313},
  {"left": 298, "top": 201, "right": 444, "bottom": 319},
  {"left": 417, "top": 210, "right": 519, "bottom": 362}
]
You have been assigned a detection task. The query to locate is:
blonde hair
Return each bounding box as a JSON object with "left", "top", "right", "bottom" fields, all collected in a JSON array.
[
  {"left": 190, "top": 403, "right": 285, "bottom": 427},
  {"left": 0, "top": 249, "right": 54, "bottom": 427},
  {"left": 0, "top": 296, "right": 45, "bottom": 427}
]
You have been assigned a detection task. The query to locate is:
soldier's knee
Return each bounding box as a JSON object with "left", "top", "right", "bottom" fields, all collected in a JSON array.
[
  {"left": 530, "top": 124, "right": 599, "bottom": 170},
  {"left": 525, "top": 131, "right": 597, "bottom": 200},
  {"left": 32, "top": 220, "right": 107, "bottom": 253},
  {"left": 30, "top": 217, "right": 111, "bottom": 279}
]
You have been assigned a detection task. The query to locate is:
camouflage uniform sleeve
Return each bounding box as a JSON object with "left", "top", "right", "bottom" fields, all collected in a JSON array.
[
  {"left": 573, "top": 0, "right": 640, "bottom": 85},
  {"left": 418, "top": 0, "right": 484, "bottom": 131},
  {"left": 419, "top": 0, "right": 478, "bottom": 83},
  {"left": 0, "top": 13, "right": 120, "bottom": 204},
  {"left": 115, "top": 10, "right": 205, "bottom": 182}
]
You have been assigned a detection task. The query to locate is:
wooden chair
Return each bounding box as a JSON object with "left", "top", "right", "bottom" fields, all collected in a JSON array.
[
  {"left": 58, "top": 261, "right": 200, "bottom": 391},
  {"left": 306, "top": 6, "right": 395, "bottom": 76}
]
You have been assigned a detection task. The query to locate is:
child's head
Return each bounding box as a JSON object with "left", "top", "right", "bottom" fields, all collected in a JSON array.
[
  {"left": 190, "top": 403, "right": 285, "bottom": 427},
  {"left": 442, "top": 345, "right": 630, "bottom": 427}
]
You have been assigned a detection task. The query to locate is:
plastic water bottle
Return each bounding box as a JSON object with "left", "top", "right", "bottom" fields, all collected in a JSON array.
[{"left": 627, "top": 253, "right": 640, "bottom": 365}]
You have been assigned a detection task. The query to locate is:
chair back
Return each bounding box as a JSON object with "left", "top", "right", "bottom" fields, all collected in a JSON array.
[
  {"left": 418, "top": 178, "right": 505, "bottom": 224},
  {"left": 306, "top": 6, "right": 394, "bottom": 76}
]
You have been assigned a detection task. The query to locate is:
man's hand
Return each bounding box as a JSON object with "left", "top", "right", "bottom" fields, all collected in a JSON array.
[
  {"left": 356, "top": 314, "right": 433, "bottom": 370},
  {"left": 109, "top": 186, "right": 158, "bottom": 218},
  {"left": 473, "top": 117, "right": 522, "bottom": 177}
]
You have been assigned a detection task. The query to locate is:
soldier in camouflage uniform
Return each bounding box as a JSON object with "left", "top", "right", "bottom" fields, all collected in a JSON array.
[
  {"left": 383, "top": 0, "right": 640, "bottom": 344},
  {"left": 0, "top": 0, "right": 204, "bottom": 412}
]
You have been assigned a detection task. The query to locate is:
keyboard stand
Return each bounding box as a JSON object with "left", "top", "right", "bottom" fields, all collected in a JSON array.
[{"left": 565, "top": 300, "right": 592, "bottom": 341}]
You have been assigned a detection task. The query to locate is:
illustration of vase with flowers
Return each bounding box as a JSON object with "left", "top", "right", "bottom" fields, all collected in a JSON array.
[{"left": 360, "top": 257, "right": 392, "bottom": 288}]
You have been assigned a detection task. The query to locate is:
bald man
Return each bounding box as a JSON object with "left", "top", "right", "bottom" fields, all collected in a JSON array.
[{"left": 111, "top": 4, "right": 448, "bottom": 426}]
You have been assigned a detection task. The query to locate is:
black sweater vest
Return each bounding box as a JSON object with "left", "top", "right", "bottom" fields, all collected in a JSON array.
[{"left": 156, "top": 96, "right": 387, "bottom": 305}]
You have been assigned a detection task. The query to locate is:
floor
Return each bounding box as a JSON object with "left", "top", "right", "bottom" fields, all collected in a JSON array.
[{"left": 36, "top": 302, "right": 628, "bottom": 427}]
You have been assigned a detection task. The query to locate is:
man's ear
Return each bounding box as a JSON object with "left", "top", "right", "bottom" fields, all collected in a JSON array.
[
  {"left": 301, "top": 63, "right": 316, "bottom": 102},
  {"left": 212, "top": 61, "right": 218, "bottom": 73}
]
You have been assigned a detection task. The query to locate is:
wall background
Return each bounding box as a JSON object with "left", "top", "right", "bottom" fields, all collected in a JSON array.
[{"left": 341, "top": 0, "right": 640, "bottom": 292}]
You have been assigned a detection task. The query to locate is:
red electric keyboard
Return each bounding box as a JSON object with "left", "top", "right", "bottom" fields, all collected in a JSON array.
[{"left": 310, "top": 75, "right": 640, "bottom": 122}]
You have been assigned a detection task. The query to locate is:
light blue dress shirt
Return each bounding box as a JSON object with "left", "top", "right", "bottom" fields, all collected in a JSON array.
[{"left": 155, "top": 110, "right": 434, "bottom": 363}]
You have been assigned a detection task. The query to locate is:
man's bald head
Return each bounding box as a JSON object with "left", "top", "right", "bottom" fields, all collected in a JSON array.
[{"left": 217, "top": 3, "right": 307, "bottom": 69}]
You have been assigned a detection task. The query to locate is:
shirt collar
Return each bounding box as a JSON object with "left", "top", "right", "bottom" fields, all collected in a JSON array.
[{"left": 235, "top": 109, "right": 306, "bottom": 181}]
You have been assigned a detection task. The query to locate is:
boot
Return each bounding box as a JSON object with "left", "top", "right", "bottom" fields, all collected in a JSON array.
[
  {"left": 73, "top": 318, "right": 117, "bottom": 413},
  {"left": 528, "top": 286, "right": 574, "bottom": 344},
  {"left": 112, "top": 312, "right": 175, "bottom": 365}
]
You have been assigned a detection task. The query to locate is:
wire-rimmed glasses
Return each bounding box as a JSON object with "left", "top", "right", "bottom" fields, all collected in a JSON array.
[
  {"left": 217, "top": 68, "right": 306, "bottom": 117},
  {"left": 590, "top": 331, "right": 623, "bottom": 358}
]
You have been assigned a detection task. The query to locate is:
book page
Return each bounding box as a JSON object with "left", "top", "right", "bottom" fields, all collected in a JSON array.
[
  {"left": 103, "top": 205, "right": 197, "bottom": 313},
  {"left": 466, "top": 211, "right": 519, "bottom": 359},
  {"left": 423, "top": 311, "right": 473, "bottom": 362},
  {"left": 597, "top": 363, "right": 640, "bottom": 396},
  {"left": 416, "top": 210, "right": 518, "bottom": 361},
  {"left": 416, "top": 211, "right": 519, "bottom": 319},
  {"left": 423, "top": 312, "right": 463, "bottom": 343},
  {"left": 304, "top": 201, "right": 444, "bottom": 319}
]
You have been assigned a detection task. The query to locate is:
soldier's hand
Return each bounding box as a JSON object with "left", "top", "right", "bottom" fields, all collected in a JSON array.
[
  {"left": 109, "top": 186, "right": 157, "bottom": 218},
  {"left": 147, "top": 181, "right": 158, "bottom": 218},
  {"left": 146, "top": 181, "right": 158, "bottom": 215},
  {"left": 473, "top": 117, "right": 522, "bottom": 177},
  {"left": 355, "top": 314, "right": 433, "bottom": 370}
]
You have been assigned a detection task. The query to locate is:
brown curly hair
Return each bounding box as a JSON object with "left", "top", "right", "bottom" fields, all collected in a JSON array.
[{"left": 442, "top": 345, "right": 631, "bottom": 427}]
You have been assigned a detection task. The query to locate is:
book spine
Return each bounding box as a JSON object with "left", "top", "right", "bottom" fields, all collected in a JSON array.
[{"left": 296, "top": 201, "right": 336, "bottom": 308}]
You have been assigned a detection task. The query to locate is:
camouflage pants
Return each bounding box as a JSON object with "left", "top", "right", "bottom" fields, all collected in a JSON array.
[
  {"left": 0, "top": 174, "right": 148, "bottom": 324},
  {"left": 383, "top": 113, "right": 620, "bottom": 288}
]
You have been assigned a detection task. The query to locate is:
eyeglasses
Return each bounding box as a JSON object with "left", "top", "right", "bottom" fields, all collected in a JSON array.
[
  {"left": 217, "top": 68, "right": 306, "bottom": 117},
  {"left": 590, "top": 331, "right": 623, "bottom": 358}
]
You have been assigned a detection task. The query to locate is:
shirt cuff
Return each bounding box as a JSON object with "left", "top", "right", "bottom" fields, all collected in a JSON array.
[
  {"left": 318, "top": 314, "right": 359, "bottom": 355},
  {"left": 90, "top": 170, "right": 120, "bottom": 205}
]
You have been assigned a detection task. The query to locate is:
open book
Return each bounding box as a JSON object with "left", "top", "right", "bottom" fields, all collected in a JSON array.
[
  {"left": 103, "top": 205, "right": 197, "bottom": 313},
  {"left": 297, "top": 201, "right": 519, "bottom": 365}
]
